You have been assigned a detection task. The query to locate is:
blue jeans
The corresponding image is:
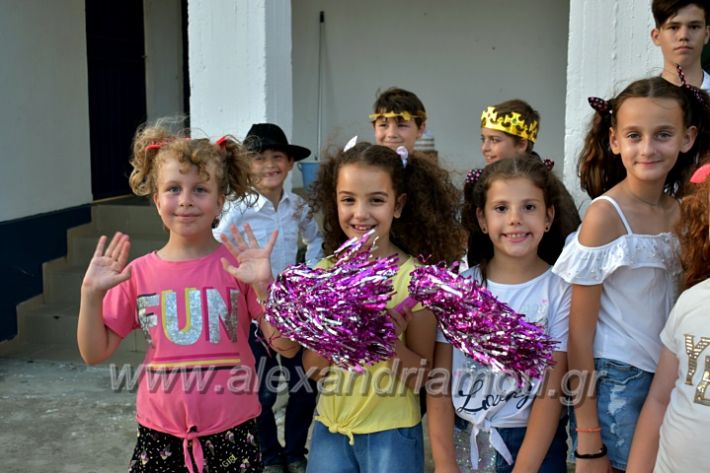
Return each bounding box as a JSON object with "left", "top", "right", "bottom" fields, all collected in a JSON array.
[
  {"left": 454, "top": 416, "right": 568, "bottom": 473},
  {"left": 570, "top": 358, "right": 654, "bottom": 471},
  {"left": 250, "top": 325, "right": 317, "bottom": 466},
  {"left": 306, "top": 421, "right": 424, "bottom": 473},
  {"left": 496, "top": 418, "right": 568, "bottom": 473}
]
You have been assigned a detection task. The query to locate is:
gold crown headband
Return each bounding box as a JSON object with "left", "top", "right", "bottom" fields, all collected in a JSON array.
[
  {"left": 480, "top": 106, "right": 538, "bottom": 143},
  {"left": 368, "top": 111, "right": 427, "bottom": 122}
]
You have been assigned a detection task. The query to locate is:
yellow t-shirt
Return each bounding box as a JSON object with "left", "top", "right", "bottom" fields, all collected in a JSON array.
[{"left": 313, "top": 255, "right": 423, "bottom": 443}]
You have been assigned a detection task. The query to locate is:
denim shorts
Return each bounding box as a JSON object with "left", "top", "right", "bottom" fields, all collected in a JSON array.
[
  {"left": 306, "top": 421, "right": 423, "bottom": 473},
  {"left": 570, "top": 358, "right": 654, "bottom": 471}
]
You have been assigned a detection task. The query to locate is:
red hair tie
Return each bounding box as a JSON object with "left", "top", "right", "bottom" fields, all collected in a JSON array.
[
  {"left": 145, "top": 142, "right": 165, "bottom": 151},
  {"left": 215, "top": 135, "right": 229, "bottom": 147},
  {"left": 690, "top": 163, "right": 710, "bottom": 184}
]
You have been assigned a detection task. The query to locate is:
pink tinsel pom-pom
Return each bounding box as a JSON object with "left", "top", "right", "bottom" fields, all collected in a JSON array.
[
  {"left": 264, "top": 231, "right": 399, "bottom": 372},
  {"left": 408, "top": 264, "right": 557, "bottom": 381}
]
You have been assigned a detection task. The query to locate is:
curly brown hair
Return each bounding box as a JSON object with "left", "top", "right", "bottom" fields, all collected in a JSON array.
[
  {"left": 463, "top": 156, "right": 579, "bottom": 281},
  {"left": 128, "top": 123, "right": 252, "bottom": 204},
  {"left": 579, "top": 76, "right": 710, "bottom": 199},
  {"left": 677, "top": 176, "right": 710, "bottom": 289},
  {"left": 307, "top": 142, "right": 466, "bottom": 264}
]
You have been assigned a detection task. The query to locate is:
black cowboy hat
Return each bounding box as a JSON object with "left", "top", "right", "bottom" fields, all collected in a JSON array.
[{"left": 243, "top": 123, "right": 311, "bottom": 161}]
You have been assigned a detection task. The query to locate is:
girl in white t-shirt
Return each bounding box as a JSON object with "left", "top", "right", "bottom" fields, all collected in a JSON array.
[
  {"left": 428, "top": 156, "right": 579, "bottom": 473},
  {"left": 552, "top": 76, "right": 710, "bottom": 473},
  {"left": 627, "top": 163, "right": 710, "bottom": 473}
]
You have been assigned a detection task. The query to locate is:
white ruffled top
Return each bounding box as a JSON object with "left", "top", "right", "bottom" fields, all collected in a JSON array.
[{"left": 552, "top": 196, "right": 680, "bottom": 372}]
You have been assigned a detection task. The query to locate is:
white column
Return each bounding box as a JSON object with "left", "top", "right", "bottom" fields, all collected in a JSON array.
[
  {"left": 187, "top": 0, "right": 293, "bottom": 140},
  {"left": 564, "top": 0, "right": 662, "bottom": 209}
]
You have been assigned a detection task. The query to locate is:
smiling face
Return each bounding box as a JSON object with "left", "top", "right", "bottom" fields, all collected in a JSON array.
[
  {"left": 480, "top": 128, "right": 528, "bottom": 165},
  {"left": 373, "top": 116, "right": 425, "bottom": 153},
  {"left": 249, "top": 148, "right": 294, "bottom": 196},
  {"left": 336, "top": 163, "right": 406, "bottom": 254},
  {"left": 652, "top": 4, "right": 710, "bottom": 69},
  {"left": 610, "top": 97, "right": 697, "bottom": 185},
  {"left": 153, "top": 154, "right": 224, "bottom": 241},
  {"left": 477, "top": 177, "right": 553, "bottom": 263}
]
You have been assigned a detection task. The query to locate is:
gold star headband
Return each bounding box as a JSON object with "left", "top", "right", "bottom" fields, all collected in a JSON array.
[
  {"left": 480, "top": 106, "right": 538, "bottom": 143},
  {"left": 368, "top": 111, "right": 427, "bottom": 122}
]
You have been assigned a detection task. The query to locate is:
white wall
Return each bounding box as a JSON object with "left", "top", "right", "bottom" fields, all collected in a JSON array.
[
  {"left": 565, "top": 0, "right": 662, "bottom": 208},
  {"left": 292, "top": 0, "right": 570, "bottom": 185},
  {"left": 0, "top": 0, "right": 92, "bottom": 221},
  {"left": 188, "top": 0, "right": 294, "bottom": 139},
  {"left": 144, "top": 0, "right": 185, "bottom": 122}
]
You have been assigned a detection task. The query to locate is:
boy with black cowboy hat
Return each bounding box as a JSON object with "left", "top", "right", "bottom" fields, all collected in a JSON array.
[{"left": 214, "top": 123, "right": 322, "bottom": 473}]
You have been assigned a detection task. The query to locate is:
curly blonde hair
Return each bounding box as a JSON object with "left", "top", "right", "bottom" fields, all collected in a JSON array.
[
  {"left": 677, "top": 176, "right": 710, "bottom": 290},
  {"left": 307, "top": 142, "right": 466, "bottom": 265},
  {"left": 128, "top": 123, "right": 252, "bottom": 203}
]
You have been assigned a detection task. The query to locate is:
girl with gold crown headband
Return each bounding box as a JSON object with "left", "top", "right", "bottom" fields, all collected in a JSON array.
[
  {"left": 627, "top": 162, "right": 710, "bottom": 472},
  {"left": 471, "top": 99, "right": 581, "bottom": 240}
]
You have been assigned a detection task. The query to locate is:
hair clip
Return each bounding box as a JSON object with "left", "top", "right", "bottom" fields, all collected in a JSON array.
[
  {"left": 395, "top": 146, "right": 409, "bottom": 168},
  {"left": 215, "top": 135, "right": 229, "bottom": 147},
  {"left": 145, "top": 142, "right": 167, "bottom": 151},
  {"left": 588, "top": 96, "right": 611, "bottom": 115},
  {"left": 543, "top": 158, "right": 555, "bottom": 171},
  {"left": 466, "top": 168, "right": 483, "bottom": 185},
  {"left": 344, "top": 135, "right": 358, "bottom": 152},
  {"left": 676, "top": 64, "right": 707, "bottom": 108},
  {"left": 690, "top": 163, "right": 710, "bottom": 184}
]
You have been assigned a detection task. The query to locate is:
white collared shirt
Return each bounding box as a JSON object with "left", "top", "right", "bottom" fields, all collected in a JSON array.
[{"left": 213, "top": 190, "right": 324, "bottom": 277}]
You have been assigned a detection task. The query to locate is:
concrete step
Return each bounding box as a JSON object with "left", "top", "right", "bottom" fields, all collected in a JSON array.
[
  {"left": 10, "top": 203, "right": 164, "bottom": 362},
  {"left": 67, "top": 232, "right": 167, "bottom": 267},
  {"left": 92, "top": 203, "right": 163, "bottom": 235},
  {"left": 14, "top": 300, "right": 147, "bottom": 356}
]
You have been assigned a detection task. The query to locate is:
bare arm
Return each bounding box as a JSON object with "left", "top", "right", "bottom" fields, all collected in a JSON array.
[
  {"left": 627, "top": 347, "right": 678, "bottom": 473},
  {"left": 257, "top": 316, "right": 300, "bottom": 358},
  {"left": 391, "top": 308, "right": 436, "bottom": 391},
  {"left": 427, "top": 342, "right": 460, "bottom": 472},
  {"left": 569, "top": 201, "right": 626, "bottom": 473},
  {"left": 512, "top": 351, "right": 567, "bottom": 473},
  {"left": 77, "top": 234, "right": 131, "bottom": 364},
  {"left": 302, "top": 348, "right": 331, "bottom": 381},
  {"left": 220, "top": 224, "right": 299, "bottom": 358}
]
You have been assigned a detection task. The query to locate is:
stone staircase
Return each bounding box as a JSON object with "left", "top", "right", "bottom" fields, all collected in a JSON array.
[{"left": 1, "top": 202, "right": 167, "bottom": 362}]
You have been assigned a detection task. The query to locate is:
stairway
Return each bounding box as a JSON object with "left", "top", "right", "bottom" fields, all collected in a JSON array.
[{"left": 1, "top": 201, "right": 167, "bottom": 362}]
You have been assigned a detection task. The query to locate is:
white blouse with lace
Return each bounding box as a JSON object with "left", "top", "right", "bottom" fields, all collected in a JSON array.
[{"left": 552, "top": 196, "right": 681, "bottom": 373}]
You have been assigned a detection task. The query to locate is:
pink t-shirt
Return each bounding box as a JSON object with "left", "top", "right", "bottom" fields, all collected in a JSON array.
[{"left": 103, "top": 245, "right": 262, "bottom": 441}]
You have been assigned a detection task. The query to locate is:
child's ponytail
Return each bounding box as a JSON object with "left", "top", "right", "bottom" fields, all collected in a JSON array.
[
  {"left": 215, "top": 135, "right": 252, "bottom": 201},
  {"left": 579, "top": 97, "right": 626, "bottom": 199},
  {"left": 129, "top": 125, "right": 174, "bottom": 196}
]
